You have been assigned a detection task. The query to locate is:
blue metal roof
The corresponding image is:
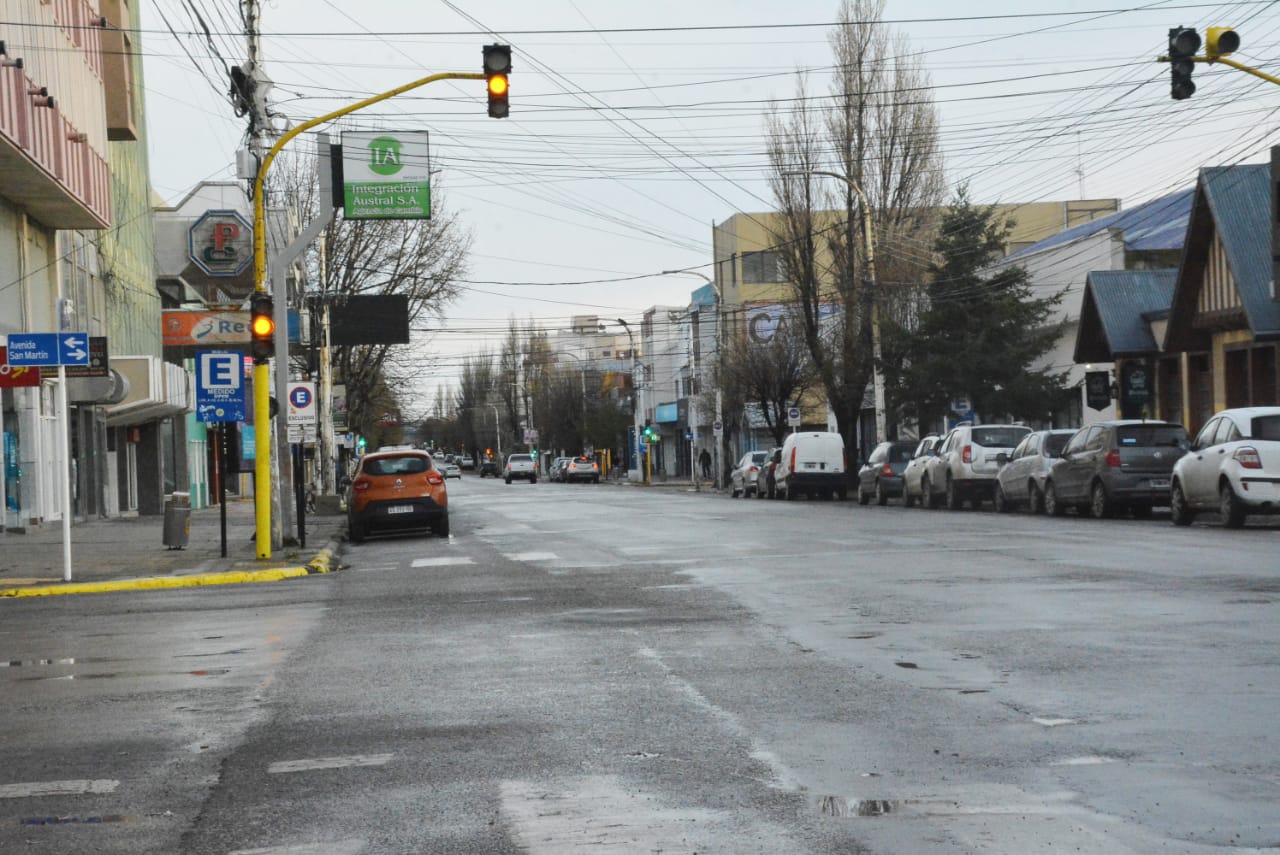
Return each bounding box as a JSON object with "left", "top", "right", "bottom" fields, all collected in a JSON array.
[
  {"left": 1077, "top": 270, "right": 1177, "bottom": 360},
  {"left": 1006, "top": 190, "right": 1193, "bottom": 261},
  {"left": 1200, "top": 164, "right": 1280, "bottom": 337}
]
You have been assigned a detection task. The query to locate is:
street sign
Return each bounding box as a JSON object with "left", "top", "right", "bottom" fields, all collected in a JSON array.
[
  {"left": 5, "top": 332, "right": 91, "bottom": 367},
  {"left": 0, "top": 346, "right": 41, "bottom": 388},
  {"left": 713, "top": 420, "right": 723, "bottom": 435},
  {"left": 287, "top": 382, "right": 317, "bottom": 426},
  {"left": 195, "top": 350, "right": 247, "bottom": 423},
  {"left": 287, "top": 423, "right": 318, "bottom": 444},
  {"left": 43, "top": 336, "right": 108, "bottom": 379},
  {"left": 787, "top": 406, "right": 801, "bottom": 427}
]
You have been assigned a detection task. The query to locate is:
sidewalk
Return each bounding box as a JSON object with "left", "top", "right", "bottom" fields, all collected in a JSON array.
[{"left": 0, "top": 499, "right": 345, "bottom": 597}]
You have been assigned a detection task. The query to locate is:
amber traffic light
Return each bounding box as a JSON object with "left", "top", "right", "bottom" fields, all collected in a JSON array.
[
  {"left": 250, "top": 292, "right": 275, "bottom": 363},
  {"left": 483, "top": 44, "right": 511, "bottom": 118}
]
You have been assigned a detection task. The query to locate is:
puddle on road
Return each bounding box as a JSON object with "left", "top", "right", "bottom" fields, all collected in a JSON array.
[
  {"left": 819, "top": 796, "right": 896, "bottom": 817},
  {"left": 17, "top": 668, "right": 230, "bottom": 682},
  {"left": 22, "top": 815, "right": 127, "bottom": 826},
  {"left": 894, "top": 661, "right": 919, "bottom": 669},
  {"left": 846, "top": 633, "right": 880, "bottom": 640}
]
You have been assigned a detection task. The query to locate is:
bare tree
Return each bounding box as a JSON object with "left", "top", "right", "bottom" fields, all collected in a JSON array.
[
  {"left": 455, "top": 351, "right": 495, "bottom": 459},
  {"left": 720, "top": 308, "right": 818, "bottom": 446},
  {"left": 269, "top": 148, "right": 472, "bottom": 439},
  {"left": 767, "top": 0, "right": 945, "bottom": 459}
]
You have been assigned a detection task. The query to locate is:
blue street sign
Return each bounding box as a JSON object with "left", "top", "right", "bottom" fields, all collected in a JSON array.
[
  {"left": 5, "top": 332, "right": 91, "bottom": 367},
  {"left": 195, "top": 350, "right": 246, "bottom": 423}
]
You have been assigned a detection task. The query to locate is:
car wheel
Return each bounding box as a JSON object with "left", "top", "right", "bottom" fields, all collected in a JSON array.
[
  {"left": 1220, "top": 482, "right": 1247, "bottom": 528},
  {"left": 1089, "top": 481, "right": 1112, "bottom": 519},
  {"left": 593, "top": 477, "right": 600, "bottom": 484},
  {"left": 836, "top": 487, "right": 847, "bottom": 501},
  {"left": 530, "top": 477, "right": 537, "bottom": 485},
  {"left": 1028, "top": 482, "right": 1045, "bottom": 515},
  {"left": 433, "top": 513, "right": 450, "bottom": 537},
  {"left": 767, "top": 483, "right": 776, "bottom": 500},
  {"left": 903, "top": 487, "right": 916, "bottom": 508},
  {"left": 922, "top": 477, "right": 937, "bottom": 509},
  {"left": 505, "top": 477, "right": 512, "bottom": 484},
  {"left": 1044, "top": 482, "right": 1064, "bottom": 517},
  {"left": 784, "top": 482, "right": 796, "bottom": 501},
  {"left": 858, "top": 485, "right": 870, "bottom": 505},
  {"left": 874, "top": 480, "right": 888, "bottom": 506},
  {"left": 348, "top": 519, "right": 365, "bottom": 544},
  {"left": 993, "top": 483, "right": 1010, "bottom": 513},
  {"left": 1170, "top": 482, "right": 1196, "bottom": 526},
  {"left": 945, "top": 476, "right": 962, "bottom": 510}
]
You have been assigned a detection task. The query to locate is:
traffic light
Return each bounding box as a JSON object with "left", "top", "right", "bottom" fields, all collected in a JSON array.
[
  {"left": 530, "top": 449, "right": 538, "bottom": 459},
  {"left": 483, "top": 44, "right": 511, "bottom": 118},
  {"left": 1205, "top": 26, "right": 1239, "bottom": 60},
  {"left": 249, "top": 292, "right": 275, "bottom": 363},
  {"left": 1168, "top": 26, "right": 1201, "bottom": 100},
  {"left": 642, "top": 422, "right": 657, "bottom": 443}
]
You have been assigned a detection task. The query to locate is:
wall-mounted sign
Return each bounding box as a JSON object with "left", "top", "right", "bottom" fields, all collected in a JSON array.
[
  {"left": 1085, "top": 370, "right": 1112, "bottom": 411},
  {"left": 1121, "top": 361, "right": 1152, "bottom": 411},
  {"left": 0, "top": 346, "right": 41, "bottom": 387},
  {"left": 188, "top": 209, "right": 253, "bottom": 277},
  {"left": 341, "top": 131, "right": 431, "bottom": 220},
  {"left": 163, "top": 310, "right": 249, "bottom": 346}
]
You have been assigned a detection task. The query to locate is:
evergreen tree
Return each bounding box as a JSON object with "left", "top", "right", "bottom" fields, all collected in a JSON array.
[{"left": 887, "top": 187, "right": 1068, "bottom": 428}]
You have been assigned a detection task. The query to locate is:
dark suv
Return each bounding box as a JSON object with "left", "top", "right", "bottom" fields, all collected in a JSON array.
[{"left": 1043, "top": 420, "right": 1189, "bottom": 518}]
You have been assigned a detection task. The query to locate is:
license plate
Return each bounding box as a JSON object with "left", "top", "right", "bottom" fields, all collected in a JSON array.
[
  {"left": 1148, "top": 479, "right": 1169, "bottom": 489},
  {"left": 805, "top": 462, "right": 816, "bottom": 469},
  {"left": 387, "top": 505, "right": 414, "bottom": 514}
]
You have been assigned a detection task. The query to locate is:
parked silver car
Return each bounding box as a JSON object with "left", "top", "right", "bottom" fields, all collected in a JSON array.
[
  {"left": 1043, "top": 420, "right": 1188, "bottom": 518},
  {"left": 729, "top": 450, "right": 769, "bottom": 498},
  {"left": 1171, "top": 406, "right": 1280, "bottom": 527},
  {"left": 902, "top": 435, "right": 940, "bottom": 507},
  {"left": 993, "top": 429, "right": 1076, "bottom": 513},
  {"left": 755, "top": 447, "right": 783, "bottom": 499}
]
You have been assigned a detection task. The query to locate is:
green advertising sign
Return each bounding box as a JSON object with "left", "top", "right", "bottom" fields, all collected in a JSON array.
[{"left": 341, "top": 131, "right": 431, "bottom": 220}]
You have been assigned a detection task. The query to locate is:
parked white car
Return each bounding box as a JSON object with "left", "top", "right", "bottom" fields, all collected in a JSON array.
[
  {"left": 902, "top": 435, "right": 940, "bottom": 508},
  {"left": 729, "top": 450, "right": 768, "bottom": 498},
  {"left": 774, "top": 431, "right": 848, "bottom": 501},
  {"left": 923, "top": 423, "right": 1031, "bottom": 510},
  {"left": 1171, "top": 406, "right": 1280, "bottom": 527}
]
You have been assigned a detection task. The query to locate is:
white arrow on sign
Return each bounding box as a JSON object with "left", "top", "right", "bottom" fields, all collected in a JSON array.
[
  {"left": 65, "top": 348, "right": 87, "bottom": 361},
  {"left": 63, "top": 336, "right": 85, "bottom": 348}
]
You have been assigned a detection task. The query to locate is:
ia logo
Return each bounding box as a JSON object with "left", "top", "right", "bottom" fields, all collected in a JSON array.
[{"left": 366, "top": 136, "right": 403, "bottom": 176}]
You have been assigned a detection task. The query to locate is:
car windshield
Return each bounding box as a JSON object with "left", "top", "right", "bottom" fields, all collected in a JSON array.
[
  {"left": 364, "top": 455, "right": 429, "bottom": 475},
  {"left": 1117, "top": 425, "right": 1187, "bottom": 447},
  {"left": 889, "top": 444, "right": 914, "bottom": 463},
  {"left": 1250, "top": 415, "right": 1280, "bottom": 441},
  {"left": 971, "top": 428, "right": 1028, "bottom": 448},
  {"left": 1043, "top": 433, "right": 1072, "bottom": 457},
  {"left": 750, "top": 452, "right": 767, "bottom": 465},
  {"left": 510, "top": 455, "right": 531, "bottom": 462}
]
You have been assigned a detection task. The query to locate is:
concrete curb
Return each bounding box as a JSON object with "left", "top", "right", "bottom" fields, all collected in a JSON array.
[{"left": 0, "top": 539, "right": 343, "bottom": 599}]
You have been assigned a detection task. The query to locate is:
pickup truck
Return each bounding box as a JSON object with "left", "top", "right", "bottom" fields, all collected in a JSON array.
[{"left": 504, "top": 453, "right": 537, "bottom": 484}]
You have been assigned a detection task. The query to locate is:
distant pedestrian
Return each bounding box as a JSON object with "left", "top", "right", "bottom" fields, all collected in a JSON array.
[{"left": 698, "top": 448, "right": 712, "bottom": 480}]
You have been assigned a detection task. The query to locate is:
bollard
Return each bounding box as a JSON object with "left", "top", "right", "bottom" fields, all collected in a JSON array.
[{"left": 162, "top": 492, "right": 191, "bottom": 549}]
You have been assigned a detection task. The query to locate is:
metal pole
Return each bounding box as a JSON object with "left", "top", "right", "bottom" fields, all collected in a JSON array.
[
  {"left": 219, "top": 426, "right": 228, "bottom": 558},
  {"left": 58, "top": 367, "right": 71, "bottom": 581}
]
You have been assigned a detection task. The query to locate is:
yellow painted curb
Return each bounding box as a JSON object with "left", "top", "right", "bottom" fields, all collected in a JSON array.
[
  {"left": 0, "top": 567, "right": 310, "bottom": 598},
  {"left": 307, "top": 547, "right": 336, "bottom": 574}
]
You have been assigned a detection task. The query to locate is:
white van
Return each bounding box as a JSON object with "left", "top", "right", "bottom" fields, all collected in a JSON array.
[{"left": 774, "top": 431, "right": 848, "bottom": 500}]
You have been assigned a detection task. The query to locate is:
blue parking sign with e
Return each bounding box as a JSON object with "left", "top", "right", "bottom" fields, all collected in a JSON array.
[{"left": 195, "top": 350, "right": 246, "bottom": 423}]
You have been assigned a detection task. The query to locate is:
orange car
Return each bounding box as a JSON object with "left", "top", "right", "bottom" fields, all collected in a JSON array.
[{"left": 347, "top": 448, "right": 448, "bottom": 543}]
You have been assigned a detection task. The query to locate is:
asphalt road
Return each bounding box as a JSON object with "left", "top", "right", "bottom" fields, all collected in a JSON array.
[{"left": 1, "top": 475, "right": 1276, "bottom": 854}]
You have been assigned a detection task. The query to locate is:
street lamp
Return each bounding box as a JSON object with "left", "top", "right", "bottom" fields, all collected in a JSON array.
[
  {"left": 615, "top": 318, "right": 642, "bottom": 481},
  {"left": 785, "top": 169, "right": 887, "bottom": 447}
]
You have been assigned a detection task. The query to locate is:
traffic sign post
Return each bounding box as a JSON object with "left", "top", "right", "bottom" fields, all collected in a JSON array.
[
  {"left": 787, "top": 406, "right": 801, "bottom": 431},
  {"left": 6, "top": 332, "right": 92, "bottom": 580},
  {"left": 195, "top": 351, "right": 247, "bottom": 423}
]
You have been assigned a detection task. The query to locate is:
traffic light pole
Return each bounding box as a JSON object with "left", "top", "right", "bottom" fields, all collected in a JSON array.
[
  {"left": 1192, "top": 54, "right": 1280, "bottom": 86},
  {"left": 251, "top": 70, "right": 486, "bottom": 559}
]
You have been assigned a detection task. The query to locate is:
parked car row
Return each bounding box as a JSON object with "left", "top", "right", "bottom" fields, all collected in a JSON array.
[
  {"left": 731, "top": 432, "right": 850, "bottom": 501},
  {"left": 864, "top": 407, "right": 1280, "bottom": 527}
]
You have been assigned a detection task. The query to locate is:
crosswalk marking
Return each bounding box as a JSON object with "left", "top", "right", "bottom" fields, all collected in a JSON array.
[
  {"left": 0, "top": 779, "right": 119, "bottom": 798},
  {"left": 410, "top": 556, "right": 475, "bottom": 568},
  {"left": 267, "top": 754, "right": 393, "bottom": 774},
  {"left": 506, "top": 551, "right": 558, "bottom": 562}
]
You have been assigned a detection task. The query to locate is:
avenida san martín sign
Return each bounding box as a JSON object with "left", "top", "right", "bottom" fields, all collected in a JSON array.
[{"left": 341, "top": 130, "right": 431, "bottom": 220}]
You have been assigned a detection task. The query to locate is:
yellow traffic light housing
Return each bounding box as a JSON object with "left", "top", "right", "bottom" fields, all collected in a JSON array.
[{"left": 1205, "top": 27, "right": 1240, "bottom": 59}]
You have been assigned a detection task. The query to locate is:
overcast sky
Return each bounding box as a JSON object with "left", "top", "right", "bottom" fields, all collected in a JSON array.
[{"left": 140, "top": 1, "right": 1280, "bottom": 408}]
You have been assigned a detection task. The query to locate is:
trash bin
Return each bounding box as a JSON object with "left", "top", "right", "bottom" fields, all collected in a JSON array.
[{"left": 163, "top": 492, "right": 190, "bottom": 549}]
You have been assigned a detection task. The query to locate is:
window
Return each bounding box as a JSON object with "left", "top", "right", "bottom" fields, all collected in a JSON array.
[
  {"left": 1084, "top": 427, "right": 1107, "bottom": 452},
  {"left": 364, "top": 455, "right": 430, "bottom": 476},
  {"left": 1251, "top": 415, "right": 1280, "bottom": 441},
  {"left": 1043, "top": 433, "right": 1071, "bottom": 458},
  {"left": 1213, "top": 418, "right": 1240, "bottom": 446},
  {"left": 1116, "top": 425, "right": 1188, "bottom": 448},
  {"left": 741, "top": 251, "right": 784, "bottom": 284},
  {"left": 1193, "top": 418, "right": 1219, "bottom": 450},
  {"left": 971, "top": 427, "right": 1029, "bottom": 448},
  {"left": 1063, "top": 429, "right": 1089, "bottom": 456}
]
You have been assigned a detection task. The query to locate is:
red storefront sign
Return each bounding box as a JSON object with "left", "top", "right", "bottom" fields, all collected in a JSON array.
[{"left": 0, "top": 345, "right": 42, "bottom": 387}]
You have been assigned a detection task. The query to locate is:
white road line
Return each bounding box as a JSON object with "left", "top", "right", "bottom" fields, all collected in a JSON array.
[
  {"left": 505, "top": 551, "right": 558, "bottom": 562},
  {"left": 1033, "top": 717, "right": 1077, "bottom": 727},
  {"left": 230, "top": 841, "right": 365, "bottom": 855},
  {"left": 267, "top": 754, "right": 393, "bottom": 774},
  {"left": 0, "top": 779, "right": 119, "bottom": 798},
  {"left": 410, "top": 556, "right": 475, "bottom": 567}
]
